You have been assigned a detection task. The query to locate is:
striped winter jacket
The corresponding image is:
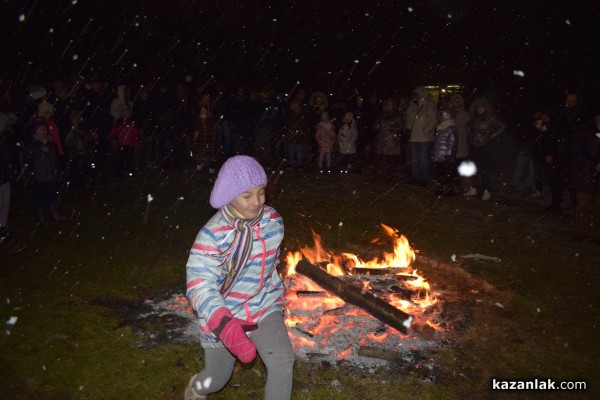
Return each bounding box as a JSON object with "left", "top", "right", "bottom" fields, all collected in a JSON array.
[{"left": 186, "top": 205, "right": 285, "bottom": 347}]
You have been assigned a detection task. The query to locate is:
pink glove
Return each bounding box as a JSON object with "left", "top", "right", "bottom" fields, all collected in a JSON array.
[{"left": 207, "top": 308, "right": 258, "bottom": 363}]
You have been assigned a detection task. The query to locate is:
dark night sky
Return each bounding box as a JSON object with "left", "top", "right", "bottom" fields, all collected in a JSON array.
[{"left": 1, "top": 0, "right": 599, "bottom": 111}]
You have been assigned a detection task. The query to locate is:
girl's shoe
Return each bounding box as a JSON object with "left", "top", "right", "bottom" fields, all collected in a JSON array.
[
  {"left": 184, "top": 374, "right": 207, "bottom": 400},
  {"left": 463, "top": 187, "right": 477, "bottom": 196}
]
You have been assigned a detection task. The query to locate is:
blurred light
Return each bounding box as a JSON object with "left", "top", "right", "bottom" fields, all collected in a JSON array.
[
  {"left": 18, "top": 14, "right": 25, "bottom": 22},
  {"left": 458, "top": 161, "right": 477, "bottom": 177},
  {"left": 72, "top": 54, "right": 79, "bottom": 60},
  {"left": 407, "top": 7, "right": 413, "bottom": 12}
]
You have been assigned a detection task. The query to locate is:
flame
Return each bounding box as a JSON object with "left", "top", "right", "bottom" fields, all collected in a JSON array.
[
  {"left": 283, "top": 224, "right": 443, "bottom": 359},
  {"left": 286, "top": 224, "right": 416, "bottom": 276}
]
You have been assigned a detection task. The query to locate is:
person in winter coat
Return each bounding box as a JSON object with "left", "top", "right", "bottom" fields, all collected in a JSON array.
[
  {"left": 371, "top": 98, "right": 404, "bottom": 177},
  {"left": 464, "top": 96, "right": 506, "bottom": 200},
  {"left": 450, "top": 94, "right": 471, "bottom": 192},
  {"left": 110, "top": 85, "right": 133, "bottom": 123},
  {"left": 337, "top": 111, "right": 358, "bottom": 173},
  {"left": 23, "top": 119, "right": 62, "bottom": 224},
  {"left": 405, "top": 86, "right": 437, "bottom": 186},
  {"left": 0, "top": 115, "right": 13, "bottom": 242},
  {"left": 64, "top": 110, "right": 98, "bottom": 189},
  {"left": 315, "top": 111, "right": 336, "bottom": 173},
  {"left": 431, "top": 108, "right": 458, "bottom": 196},
  {"left": 281, "top": 100, "right": 311, "bottom": 169},
  {"left": 569, "top": 110, "right": 600, "bottom": 243},
  {"left": 108, "top": 106, "right": 141, "bottom": 177},
  {"left": 253, "top": 88, "right": 281, "bottom": 165},
  {"left": 36, "top": 101, "right": 65, "bottom": 157},
  {"left": 544, "top": 90, "right": 586, "bottom": 213},
  {"left": 184, "top": 155, "right": 294, "bottom": 400},
  {"left": 528, "top": 111, "right": 553, "bottom": 198}
]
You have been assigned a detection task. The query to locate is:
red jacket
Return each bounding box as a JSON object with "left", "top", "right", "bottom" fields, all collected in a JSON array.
[{"left": 109, "top": 118, "right": 142, "bottom": 149}]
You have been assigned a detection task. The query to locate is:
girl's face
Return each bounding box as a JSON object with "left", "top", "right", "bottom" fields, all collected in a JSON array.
[
  {"left": 36, "top": 125, "right": 49, "bottom": 137},
  {"left": 230, "top": 185, "right": 266, "bottom": 219},
  {"left": 475, "top": 104, "right": 486, "bottom": 115}
]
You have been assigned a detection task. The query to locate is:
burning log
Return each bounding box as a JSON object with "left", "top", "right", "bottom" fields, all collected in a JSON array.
[
  {"left": 295, "top": 259, "right": 412, "bottom": 334},
  {"left": 296, "top": 290, "right": 327, "bottom": 298}
]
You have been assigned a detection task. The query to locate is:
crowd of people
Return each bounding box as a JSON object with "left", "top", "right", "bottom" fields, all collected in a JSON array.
[{"left": 0, "top": 76, "right": 599, "bottom": 244}]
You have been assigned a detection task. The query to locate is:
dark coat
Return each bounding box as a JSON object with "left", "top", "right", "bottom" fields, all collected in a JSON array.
[
  {"left": 24, "top": 135, "right": 59, "bottom": 183},
  {"left": 570, "top": 123, "right": 600, "bottom": 192}
]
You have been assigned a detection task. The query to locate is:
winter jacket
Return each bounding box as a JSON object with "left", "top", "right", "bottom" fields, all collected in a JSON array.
[
  {"left": 337, "top": 120, "right": 358, "bottom": 155},
  {"left": 431, "top": 119, "right": 458, "bottom": 163},
  {"left": 373, "top": 111, "right": 404, "bottom": 155},
  {"left": 467, "top": 98, "right": 506, "bottom": 147},
  {"left": 315, "top": 121, "right": 336, "bottom": 152},
  {"left": 405, "top": 87, "right": 437, "bottom": 143},
  {"left": 110, "top": 85, "right": 133, "bottom": 122},
  {"left": 186, "top": 205, "right": 285, "bottom": 348},
  {"left": 570, "top": 123, "right": 600, "bottom": 192},
  {"left": 108, "top": 118, "right": 142, "bottom": 149},
  {"left": 24, "top": 134, "right": 59, "bottom": 183}
]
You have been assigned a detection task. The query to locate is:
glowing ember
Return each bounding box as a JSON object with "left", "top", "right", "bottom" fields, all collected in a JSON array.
[{"left": 283, "top": 224, "right": 443, "bottom": 362}]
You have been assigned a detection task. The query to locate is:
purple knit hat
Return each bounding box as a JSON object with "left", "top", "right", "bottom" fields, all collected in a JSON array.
[{"left": 210, "top": 156, "right": 267, "bottom": 209}]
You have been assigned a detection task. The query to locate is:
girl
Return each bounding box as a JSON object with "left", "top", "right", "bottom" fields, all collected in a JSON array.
[
  {"left": 108, "top": 106, "right": 141, "bottom": 177},
  {"left": 315, "top": 111, "right": 336, "bottom": 173},
  {"left": 431, "top": 108, "right": 458, "bottom": 196},
  {"left": 185, "top": 155, "right": 294, "bottom": 400},
  {"left": 337, "top": 111, "right": 358, "bottom": 173}
]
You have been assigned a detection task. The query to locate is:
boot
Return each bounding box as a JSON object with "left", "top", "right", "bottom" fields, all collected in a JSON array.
[{"left": 184, "top": 374, "right": 207, "bottom": 400}]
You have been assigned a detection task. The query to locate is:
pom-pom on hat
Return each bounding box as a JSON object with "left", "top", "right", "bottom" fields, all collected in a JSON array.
[{"left": 210, "top": 156, "right": 267, "bottom": 209}]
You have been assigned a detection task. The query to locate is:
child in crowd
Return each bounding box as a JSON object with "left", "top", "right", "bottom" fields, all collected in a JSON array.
[
  {"left": 37, "top": 100, "right": 65, "bottom": 157},
  {"left": 108, "top": 106, "right": 141, "bottom": 177},
  {"left": 23, "top": 119, "right": 62, "bottom": 224},
  {"left": 337, "top": 111, "right": 358, "bottom": 173},
  {"left": 431, "top": 108, "right": 458, "bottom": 196},
  {"left": 184, "top": 155, "right": 294, "bottom": 400},
  {"left": 315, "top": 111, "right": 336, "bottom": 173},
  {"left": 64, "top": 110, "right": 98, "bottom": 189}
]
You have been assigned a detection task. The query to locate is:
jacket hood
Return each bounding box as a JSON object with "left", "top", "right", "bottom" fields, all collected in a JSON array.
[
  {"left": 469, "top": 96, "right": 495, "bottom": 116},
  {"left": 413, "top": 86, "right": 427, "bottom": 99},
  {"left": 117, "top": 85, "right": 130, "bottom": 99}
]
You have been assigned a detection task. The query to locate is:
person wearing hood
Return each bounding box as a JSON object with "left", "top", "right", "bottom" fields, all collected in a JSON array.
[
  {"left": 337, "top": 111, "right": 359, "bottom": 173},
  {"left": 405, "top": 86, "right": 437, "bottom": 186},
  {"left": 465, "top": 96, "right": 506, "bottom": 200},
  {"left": 110, "top": 85, "right": 133, "bottom": 123},
  {"left": 431, "top": 108, "right": 458, "bottom": 196}
]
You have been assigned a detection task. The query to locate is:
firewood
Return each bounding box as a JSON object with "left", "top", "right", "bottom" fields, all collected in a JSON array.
[
  {"left": 295, "top": 259, "right": 412, "bottom": 334},
  {"left": 358, "top": 346, "right": 400, "bottom": 361}
]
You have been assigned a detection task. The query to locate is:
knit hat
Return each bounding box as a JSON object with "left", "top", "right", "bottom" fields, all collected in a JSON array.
[
  {"left": 210, "top": 156, "right": 267, "bottom": 209},
  {"left": 37, "top": 101, "right": 54, "bottom": 116}
]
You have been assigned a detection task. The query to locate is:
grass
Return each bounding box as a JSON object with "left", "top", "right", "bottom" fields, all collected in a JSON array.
[{"left": 1, "top": 165, "right": 599, "bottom": 399}]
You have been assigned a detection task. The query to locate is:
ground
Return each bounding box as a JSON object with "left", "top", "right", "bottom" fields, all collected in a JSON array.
[{"left": 0, "top": 161, "right": 598, "bottom": 399}]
